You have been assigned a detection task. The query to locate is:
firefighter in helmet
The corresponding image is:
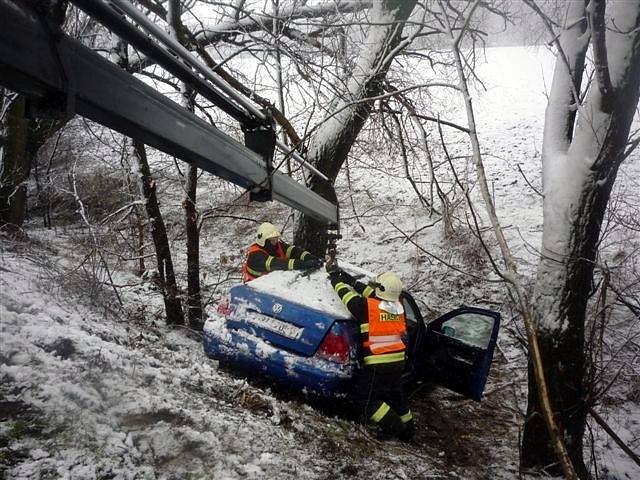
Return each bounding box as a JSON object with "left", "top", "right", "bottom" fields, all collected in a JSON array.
[
  {"left": 243, "top": 222, "right": 323, "bottom": 282},
  {"left": 328, "top": 267, "right": 414, "bottom": 440}
]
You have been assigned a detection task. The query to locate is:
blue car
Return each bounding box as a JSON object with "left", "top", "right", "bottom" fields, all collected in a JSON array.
[{"left": 204, "top": 271, "right": 500, "bottom": 401}]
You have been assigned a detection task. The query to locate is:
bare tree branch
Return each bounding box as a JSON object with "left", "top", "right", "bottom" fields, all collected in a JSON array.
[
  {"left": 129, "top": 1, "right": 372, "bottom": 71},
  {"left": 589, "top": 407, "right": 640, "bottom": 468},
  {"left": 622, "top": 135, "right": 640, "bottom": 161}
]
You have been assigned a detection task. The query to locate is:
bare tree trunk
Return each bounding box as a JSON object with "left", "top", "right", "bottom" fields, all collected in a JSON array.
[
  {"left": 272, "top": 0, "right": 291, "bottom": 175},
  {"left": 183, "top": 163, "right": 202, "bottom": 329},
  {"left": 0, "top": 96, "right": 66, "bottom": 230},
  {"left": 134, "top": 212, "right": 145, "bottom": 277},
  {"left": 294, "top": 0, "right": 418, "bottom": 255},
  {"left": 522, "top": 2, "right": 640, "bottom": 477},
  {"left": 169, "top": 0, "right": 203, "bottom": 330},
  {"left": 133, "top": 140, "right": 183, "bottom": 325},
  {"left": 0, "top": 3, "right": 69, "bottom": 231},
  {"left": 0, "top": 95, "right": 30, "bottom": 229},
  {"left": 295, "top": 176, "right": 339, "bottom": 256},
  {"left": 110, "top": 32, "right": 184, "bottom": 325},
  {"left": 523, "top": 94, "right": 640, "bottom": 476},
  {"left": 436, "top": 1, "right": 579, "bottom": 477}
]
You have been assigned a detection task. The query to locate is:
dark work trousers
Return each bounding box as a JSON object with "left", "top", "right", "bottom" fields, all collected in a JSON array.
[{"left": 352, "top": 362, "right": 414, "bottom": 438}]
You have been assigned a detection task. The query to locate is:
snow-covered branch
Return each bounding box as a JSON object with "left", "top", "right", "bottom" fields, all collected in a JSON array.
[
  {"left": 194, "top": 1, "right": 371, "bottom": 44},
  {"left": 523, "top": 0, "right": 589, "bottom": 155},
  {"left": 308, "top": 80, "right": 460, "bottom": 141},
  {"left": 129, "top": 1, "right": 372, "bottom": 72}
]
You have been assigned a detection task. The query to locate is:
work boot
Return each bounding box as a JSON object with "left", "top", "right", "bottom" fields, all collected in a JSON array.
[{"left": 398, "top": 420, "right": 415, "bottom": 442}]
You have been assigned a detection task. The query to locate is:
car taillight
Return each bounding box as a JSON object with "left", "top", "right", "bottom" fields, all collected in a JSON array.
[
  {"left": 317, "top": 330, "right": 350, "bottom": 364},
  {"left": 216, "top": 298, "right": 231, "bottom": 316}
]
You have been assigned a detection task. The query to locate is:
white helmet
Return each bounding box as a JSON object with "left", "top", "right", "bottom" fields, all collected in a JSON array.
[
  {"left": 375, "top": 271, "right": 403, "bottom": 302},
  {"left": 256, "top": 222, "right": 280, "bottom": 247}
]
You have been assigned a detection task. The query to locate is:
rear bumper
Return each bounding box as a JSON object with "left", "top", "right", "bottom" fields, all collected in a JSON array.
[{"left": 203, "top": 317, "right": 357, "bottom": 397}]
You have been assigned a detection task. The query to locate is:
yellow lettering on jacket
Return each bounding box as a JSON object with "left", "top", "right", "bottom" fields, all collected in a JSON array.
[{"left": 379, "top": 312, "right": 401, "bottom": 322}]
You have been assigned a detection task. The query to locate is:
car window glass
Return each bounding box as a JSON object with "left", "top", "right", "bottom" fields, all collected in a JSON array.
[
  {"left": 401, "top": 296, "right": 419, "bottom": 326},
  {"left": 441, "top": 313, "right": 494, "bottom": 349}
]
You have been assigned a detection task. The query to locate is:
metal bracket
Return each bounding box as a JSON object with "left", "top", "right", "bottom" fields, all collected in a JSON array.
[
  {"left": 25, "top": 91, "right": 74, "bottom": 120},
  {"left": 243, "top": 109, "right": 276, "bottom": 202},
  {"left": 26, "top": 5, "right": 75, "bottom": 120}
]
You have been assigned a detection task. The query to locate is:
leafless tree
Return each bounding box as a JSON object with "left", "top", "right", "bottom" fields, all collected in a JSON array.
[
  {"left": 168, "top": 0, "right": 204, "bottom": 330},
  {"left": 292, "top": 0, "right": 419, "bottom": 254},
  {"left": 519, "top": 1, "right": 640, "bottom": 477}
]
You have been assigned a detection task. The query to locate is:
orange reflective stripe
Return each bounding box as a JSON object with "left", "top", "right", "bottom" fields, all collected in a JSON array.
[
  {"left": 364, "top": 335, "right": 401, "bottom": 346},
  {"left": 368, "top": 342, "right": 406, "bottom": 355},
  {"left": 368, "top": 334, "right": 402, "bottom": 343},
  {"left": 366, "top": 334, "right": 404, "bottom": 354}
]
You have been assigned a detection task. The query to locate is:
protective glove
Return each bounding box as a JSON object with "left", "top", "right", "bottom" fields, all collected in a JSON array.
[
  {"left": 301, "top": 257, "right": 323, "bottom": 271},
  {"left": 327, "top": 268, "right": 343, "bottom": 280},
  {"left": 339, "top": 269, "right": 356, "bottom": 285},
  {"left": 324, "top": 258, "right": 340, "bottom": 275},
  {"left": 325, "top": 261, "right": 340, "bottom": 274},
  {"left": 327, "top": 267, "right": 354, "bottom": 286}
]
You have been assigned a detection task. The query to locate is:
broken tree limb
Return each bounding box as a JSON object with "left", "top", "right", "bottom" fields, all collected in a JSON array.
[{"left": 588, "top": 407, "right": 640, "bottom": 468}]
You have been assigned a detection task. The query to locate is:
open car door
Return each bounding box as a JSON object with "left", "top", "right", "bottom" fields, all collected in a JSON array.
[{"left": 401, "top": 294, "right": 501, "bottom": 402}]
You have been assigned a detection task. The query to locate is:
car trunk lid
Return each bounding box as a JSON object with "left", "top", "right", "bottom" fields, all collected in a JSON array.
[{"left": 227, "top": 273, "right": 351, "bottom": 356}]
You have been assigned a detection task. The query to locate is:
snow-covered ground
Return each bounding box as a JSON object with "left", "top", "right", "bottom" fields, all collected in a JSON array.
[
  {"left": 1, "top": 234, "right": 502, "bottom": 479},
  {"left": 1, "top": 45, "right": 639, "bottom": 479}
]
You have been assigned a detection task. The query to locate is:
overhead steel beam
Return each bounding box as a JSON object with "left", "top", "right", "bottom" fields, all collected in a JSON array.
[
  {"left": 71, "top": 0, "right": 329, "bottom": 182},
  {"left": 95, "top": 0, "right": 268, "bottom": 123},
  {"left": 0, "top": 0, "right": 338, "bottom": 226},
  {"left": 70, "top": 0, "right": 257, "bottom": 126}
]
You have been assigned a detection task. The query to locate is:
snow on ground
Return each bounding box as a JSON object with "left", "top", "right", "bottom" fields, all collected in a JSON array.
[
  {"left": 1, "top": 44, "right": 639, "bottom": 479},
  {"left": 0, "top": 234, "right": 455, "bottom": 480}
]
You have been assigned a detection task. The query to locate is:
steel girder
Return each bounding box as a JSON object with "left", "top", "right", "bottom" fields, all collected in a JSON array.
[{"left": 0, "top": 0, "right": 338, "bottom": 226}]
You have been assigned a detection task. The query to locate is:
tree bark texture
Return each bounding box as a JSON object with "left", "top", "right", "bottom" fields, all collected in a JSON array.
[
  {"left": 294, "top": 0, "right": 417, "bottom": 256},
  {"left": 183, "top": 162, "right": 202, "bottom": 329},
  {"left": 0, "top": 0, "right": 70, "bottom": 230},
  {"left": 522, "top": 2, "right": 640, "bottom": 477},
  {"left": 0, "top": 96, "right": 30, "bottom": 228},
  {"left": 133, "top": 139, "right": 184, "bottom": 325},
  {"left": 169, "top": 0, "right": 203, "bottom": 330},
  {"left": 0, "top": 96, "right": 66, "bottom": 229}
]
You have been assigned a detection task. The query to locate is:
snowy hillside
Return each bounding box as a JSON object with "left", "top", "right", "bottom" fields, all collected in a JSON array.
[{"left": 1, "top": 43, "right": 639, "bottom": 480}]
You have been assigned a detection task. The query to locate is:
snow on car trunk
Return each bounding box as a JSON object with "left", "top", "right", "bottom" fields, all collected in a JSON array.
[
  {"left": 244, "top": 270, "right": 351, "bottom": 319},
  {"left": 220, "top": 270, "right": 352, "bottom": 358}
]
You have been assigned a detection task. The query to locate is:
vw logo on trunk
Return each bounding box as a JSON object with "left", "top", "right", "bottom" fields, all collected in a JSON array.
[{"left": 272, "top": 303, "right": 283, "bottom": 314}]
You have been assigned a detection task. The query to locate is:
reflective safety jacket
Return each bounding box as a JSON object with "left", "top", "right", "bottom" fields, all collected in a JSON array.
[
  {"left": 330, "top": 275, "right": 406, "bottom": 367},
  {"left": 242, "top": 241, "right": 312, "bottom": 282},
  {"left": 365, "top": 297, "right": 406, "bottom": 355}
]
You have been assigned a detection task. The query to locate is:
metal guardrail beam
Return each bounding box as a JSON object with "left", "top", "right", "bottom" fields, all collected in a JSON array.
[
  {"left": 70, "top": 0, "right": 256, "bottom": 126},
  {"left": 72, "top": 0, "right": 330, "bottom": 182},
  {"left": 106, "top": 0, "right": 269, "bottom": 123},
  {"left": 0, "top": 0, "right": 338, "bottom": 226}
]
